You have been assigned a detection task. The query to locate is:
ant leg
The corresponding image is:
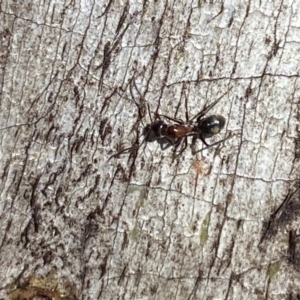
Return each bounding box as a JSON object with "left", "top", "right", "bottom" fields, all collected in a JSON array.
[
  {"left": 108, "top": 129, "right": 143, "bottom": 162},
  {"left": 153, "top": 112, "right": 162, "bottom": 121},
  {"left": 107, "top": 146, "right": 134, "bottom": 161},
  {"left": 184, "top": 89, "right": 189, "bottom": 122},
  {"left": 173, "top": 137, "right": 183, "bottom": 148},
  {"left": 129, "top": 78, "right": 145, "bottom": 121},
  {"left": 191, "top": 98, "right": 221, "bottom": 122},
  {"left": 129, "top": 76, "right": 154, "bottom": 129},
  {"left": 190, "top": 87, "right": 233, "bottom": 122},
  {"left": 191, "top": 134, "right": 208, "bottom": 155},
  {"left": 147, "top": 103, "right": 153, "bottom": 123},
  {"left": 159, "top": 137, "right": 176, "bottom": 150},
  {"left": 193, "top": 132, "right": 233, "bottom": 154},
  {"left": 171, "top": 137, "right": 186, "bottom": 161},
  {"left": 177, "top": 137, "right": 188, "bottom": 157},
  {"left": 160, "top": 137, "right": 181, "bottom": 151},
  {"left": 157, "top": 114, "right": 183, "bottom": 124},
  {"left": 199, "top": 134, "right": 209, "bottom": 147}
]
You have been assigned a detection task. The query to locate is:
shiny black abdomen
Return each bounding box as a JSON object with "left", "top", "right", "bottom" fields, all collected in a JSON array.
[{"left": 197, "top": 115, "right": 226, "bottom": 136}]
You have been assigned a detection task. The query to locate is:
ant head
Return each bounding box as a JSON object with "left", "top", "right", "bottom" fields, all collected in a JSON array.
[{"left": 143, "top": 121, "right": 166, "bottom": 142}]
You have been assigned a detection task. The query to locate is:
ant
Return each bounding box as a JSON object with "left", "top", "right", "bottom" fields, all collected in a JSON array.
[
  {"left": 144, "top": 87, "right": 232, "bottom": 157},
  {"left": 107, "top": 79, "right": 232, "bottom": 161}
]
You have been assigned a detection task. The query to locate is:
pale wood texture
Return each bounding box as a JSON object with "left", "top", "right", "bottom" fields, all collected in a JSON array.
[{"left": 1, "top": 1, "right": 300, "bottom": 299}]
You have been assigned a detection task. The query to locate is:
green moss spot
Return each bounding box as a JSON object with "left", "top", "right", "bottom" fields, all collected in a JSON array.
[
  {"left": 200, "top": 212, "right": 211, "bottom": 246},
  {"left": 267, "top": 261, "right": 280, "bottom": 279},
  {"left": 131, "top": 221, "right": 141, "bottom": 242}
]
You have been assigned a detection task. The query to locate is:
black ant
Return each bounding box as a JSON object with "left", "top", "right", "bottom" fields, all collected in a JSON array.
[
  {"left": 107, "top": 80, "right": 232, "bottom": 161},
  {"left": 144, "top": 88, "right": 232, "bottom": 157}
]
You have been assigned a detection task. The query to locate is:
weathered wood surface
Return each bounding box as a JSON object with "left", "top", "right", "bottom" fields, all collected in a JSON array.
[{"left": 1, "top": 1, "right": 300, "bottom": 299}]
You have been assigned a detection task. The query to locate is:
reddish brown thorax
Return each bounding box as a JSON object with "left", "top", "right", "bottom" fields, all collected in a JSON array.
[{"left": 164, "top": 124, "right": 194, "bottom": 139}]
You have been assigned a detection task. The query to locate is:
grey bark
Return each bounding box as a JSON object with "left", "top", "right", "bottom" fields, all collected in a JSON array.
[{"left": 1, "top": 0, "right": 300, "bottom": 299}]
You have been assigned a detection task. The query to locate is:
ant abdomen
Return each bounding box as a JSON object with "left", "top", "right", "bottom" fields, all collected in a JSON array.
[{"left": 197, "top": 115, "right": 226, "bottom": 136}]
